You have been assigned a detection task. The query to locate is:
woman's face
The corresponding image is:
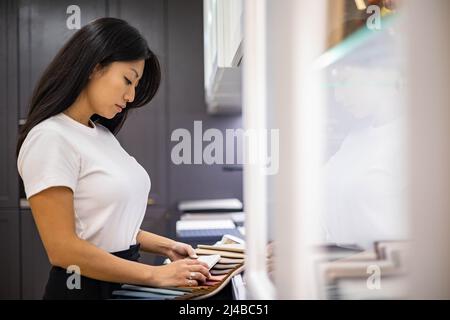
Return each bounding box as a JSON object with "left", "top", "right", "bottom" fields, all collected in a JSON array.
[{"left": 85, "top": 60, "right": 145, "bottom": 119}]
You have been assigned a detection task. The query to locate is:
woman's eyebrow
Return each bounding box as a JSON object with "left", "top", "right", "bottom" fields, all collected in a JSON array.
[{"left": 130, "top": 67, "right": 140, "bottom": 79}]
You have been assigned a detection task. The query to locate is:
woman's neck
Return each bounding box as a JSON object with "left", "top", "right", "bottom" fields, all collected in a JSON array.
[{"left": 64, "top": 94, "right": 95, "bottom": 128}]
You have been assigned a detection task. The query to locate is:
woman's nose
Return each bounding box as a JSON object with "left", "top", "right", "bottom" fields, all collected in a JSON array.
[{"left": 124, "top": 87, "right": 135, "bottom": 104}]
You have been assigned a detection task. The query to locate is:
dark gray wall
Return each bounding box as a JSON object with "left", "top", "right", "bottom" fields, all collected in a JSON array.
[
  {"left": 0, "top": 0, "right": 20, "bottom": 299},
  {"left": 1, "top": 0, "right": 19, "bottom": 208},
  {"left": 167, "top": 0, "right": 243, "bottom": 209}
]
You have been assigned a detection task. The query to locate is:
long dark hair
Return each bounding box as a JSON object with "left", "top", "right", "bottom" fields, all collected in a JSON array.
[{"left": 16, "top": 17, "right": 161, "bottom": 157}]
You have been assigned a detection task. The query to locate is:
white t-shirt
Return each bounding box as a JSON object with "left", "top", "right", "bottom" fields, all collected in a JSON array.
[{"left": 17, "top": 112, "right": 151, "bottom": 253}]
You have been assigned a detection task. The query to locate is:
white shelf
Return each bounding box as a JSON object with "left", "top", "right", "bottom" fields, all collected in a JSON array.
[{"left": 203, "top": 0, "right": 243, "bottom": 114}]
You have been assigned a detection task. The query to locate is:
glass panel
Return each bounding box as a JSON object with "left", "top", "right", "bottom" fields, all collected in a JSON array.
[{"left": 315, "top": 1, "right": 409, "bottom": 299}]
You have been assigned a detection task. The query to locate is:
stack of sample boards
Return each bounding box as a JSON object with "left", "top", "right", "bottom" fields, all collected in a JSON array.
[{"left": 112, "top": 235, "right": 245, "bottom": 300}]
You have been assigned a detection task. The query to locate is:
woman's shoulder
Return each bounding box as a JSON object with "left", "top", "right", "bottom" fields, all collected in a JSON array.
[
  {"left": 26, "top": 114, "right": 69, "bottom": 140},
  {"left": 18, "top": 116, "right": 80, "bottom": 171},
  {"left": 22, "top": 115, "right": 80, "bottom": 155}
]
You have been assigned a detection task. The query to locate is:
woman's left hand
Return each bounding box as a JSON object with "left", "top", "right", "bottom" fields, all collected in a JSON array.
[{"left": 166, "top": 241, "right": 198, "bottom": 261}]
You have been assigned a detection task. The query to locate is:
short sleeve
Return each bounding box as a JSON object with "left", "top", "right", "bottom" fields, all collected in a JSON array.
[{"left": 17, "top": 128, "right": 80, "bottom": 199}]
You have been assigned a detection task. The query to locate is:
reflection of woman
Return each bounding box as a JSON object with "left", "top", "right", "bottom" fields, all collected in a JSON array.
[
  {"left": 17, "top": 18, "right": 209, "bottom": 300},
  {"left": 321, "top": 65, "right": 408, "bottom": 249}
]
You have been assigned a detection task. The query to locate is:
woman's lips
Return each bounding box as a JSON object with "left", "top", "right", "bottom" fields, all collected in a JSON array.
[{"left": 115, "top": 104, "right": 123, "bottom": 112}]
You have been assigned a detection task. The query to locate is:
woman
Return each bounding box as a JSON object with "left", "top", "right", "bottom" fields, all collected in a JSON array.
[{"left": 16, "top": 17, "right": 210, "bottom": 300}]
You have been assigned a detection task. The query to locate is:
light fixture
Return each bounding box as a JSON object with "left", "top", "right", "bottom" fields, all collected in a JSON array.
[{"left": 354, "top": 0, "right": 367, "bottom": 10}]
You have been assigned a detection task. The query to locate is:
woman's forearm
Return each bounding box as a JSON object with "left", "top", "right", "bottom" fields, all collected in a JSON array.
[
  {"left": 136, "top": 229, "right": 176, "bottom": 256},
  {"left": 53, "top": 236, "right": 156, "bottom": 286}
]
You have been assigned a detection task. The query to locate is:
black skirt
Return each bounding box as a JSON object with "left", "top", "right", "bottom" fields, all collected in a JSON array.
[{"left": 43, "top": 244, "right": 141, "bottom": 300}]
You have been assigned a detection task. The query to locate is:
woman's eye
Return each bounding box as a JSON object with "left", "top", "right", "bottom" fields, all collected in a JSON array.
[{"left": 124, "top": 77, "right": 132, "bottom": 85}]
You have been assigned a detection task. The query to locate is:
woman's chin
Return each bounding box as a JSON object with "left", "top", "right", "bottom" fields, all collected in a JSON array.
[
  {"left": 96, "top": 108, "right": 123, "bottom": 120},
  {"left": 100, "top": 112, "right": 119, "bottom": 120}
]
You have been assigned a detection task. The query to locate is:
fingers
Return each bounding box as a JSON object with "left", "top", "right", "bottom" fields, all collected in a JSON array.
[
  {"left": 190, "top": 264, "right": 211, "bottom": 279},
  {"left": 185, "top": 278, "right": 199, "bottom": 287},
  {"left": 186, "top": 270, "right": 207, "bottom": 283},
  {"left": 184, "top": 258, "right": 199, "bottom": 265},
  {"left": 175, "top": 259, "right": 211, "bottom": 286},
  {"left": 186, "top": 245, "right": 198, "bottom": 258},
  {"left": 197, "top": 261, "right": 210, "bottom": 270},
  {"left": 185, "top": 260, "right": 210, "bottom": 276},
  {"left": 184, "top": 258, "right": 210, "bottom": 270},
  {"left": 174, "top": 242, "right": 198, "bottom": 259},
  {"left": 184, "top": 258, "right": 210, "bottom": 271}
]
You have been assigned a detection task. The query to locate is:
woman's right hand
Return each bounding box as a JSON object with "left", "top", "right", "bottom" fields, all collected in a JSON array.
[{"left": 149, "top": 258, "right": 211, "bottom": 287}]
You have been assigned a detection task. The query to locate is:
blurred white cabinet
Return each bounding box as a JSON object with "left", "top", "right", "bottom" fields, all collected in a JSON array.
[{"left": 203, "top": 0, "right": 243, "bottom": 114}]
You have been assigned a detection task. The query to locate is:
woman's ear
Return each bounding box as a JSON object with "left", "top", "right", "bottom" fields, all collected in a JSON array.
[{"left": 89, "top": 63, "right": 104, "bottom": 80}]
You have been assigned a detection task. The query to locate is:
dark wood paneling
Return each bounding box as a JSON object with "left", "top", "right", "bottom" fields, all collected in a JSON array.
[
  {"left": 18, "top": 0, "right": 107, "bottom": 119},
  {"left": 0, "top": 0, "right": 19, "bottom": 208},
  {"left": 20, "top": 209, "right": 51, "bottom": 300},
  {"left": 0, "top": 210, "right": 20, "bottom": 299}
]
